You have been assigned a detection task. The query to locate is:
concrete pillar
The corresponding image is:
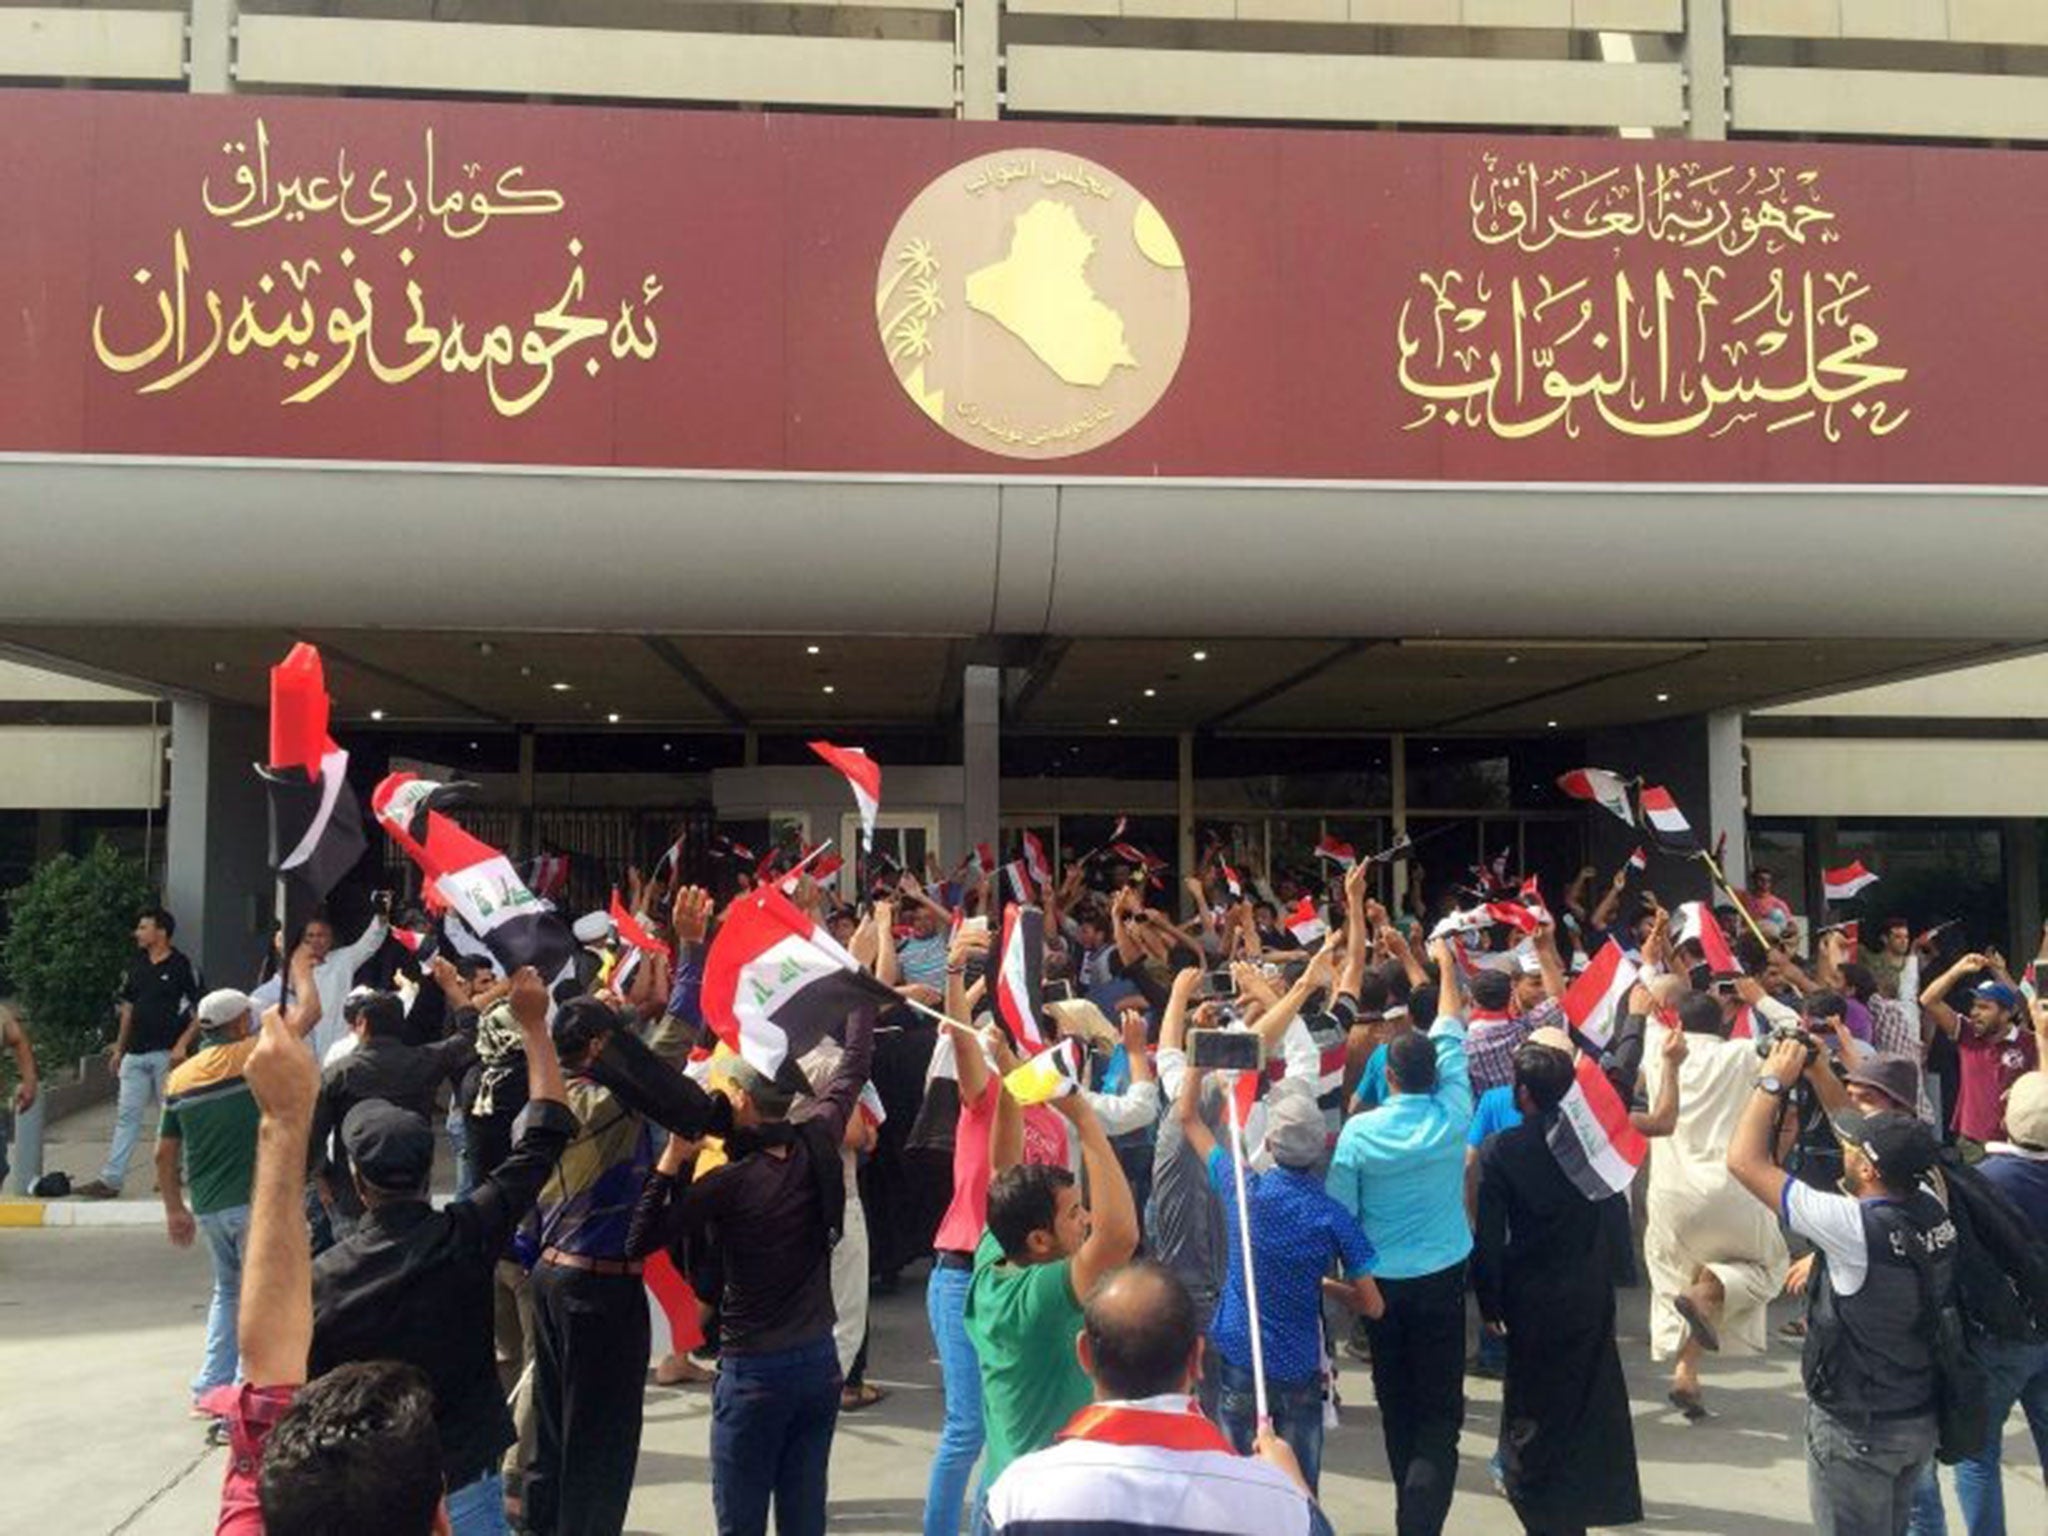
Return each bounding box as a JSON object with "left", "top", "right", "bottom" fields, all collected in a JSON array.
[
  {"left": 959, "top": 0, "right": 999, "bottom": 120},
  {"left": 189, "top": 0, "right": 236, "bottom": 94},
  {"left": 2003, "top": 818, "right": 2039, "bottom": 961},
  {"left": 1685, "top": 0, "right": 1728, "bottom": 141},
  {"left": 165, "top": 698, "right": 273, "bottom": 986},
  {"left": 962, "top": 665, "right": 1001, "bottom": 862},
  {"left": 1707, "top": 707, "right": 1746, "bottom": 889}
]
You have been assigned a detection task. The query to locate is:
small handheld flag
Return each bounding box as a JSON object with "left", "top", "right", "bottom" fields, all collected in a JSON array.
[
  {"left": 1823, "top": 860, "right": 1879, "bottom": 902},
  {"left": 1557, "top": 767, "right": 1637, "bottom": 827},
  {"left": 1675, "top": 901, "right": 1742, "bottom": 977},
  {"left": 257, "top": 644, "right": 369, "bottom": 947},
  {"left": 807, "top": 741, "right": 882, "bottom": 852},
  {"left": 1545, "top": 1055, "right": 1649, "bottom": 1202},
  {"left": 1003, "top": 1037, "right": 1086, "bottom": 1106},
  {"left": 1627, "top": 846, "right": 1648, "bottom": 874},
  {"left": 1562, "top": 940, "right": 1639, "bottom": 1048},
  {"left": 995, "top": 905, "right": 1048, "bottom": 1053},
  {"left": 1283, "top": 897, "right": 1327, "bottom": 945},
  {"left": 1636, "top": 784, "right": 1699, "bottom": 853},
  {"left": 1314, "top": 835, "right": 1358, "bottom": 870}
]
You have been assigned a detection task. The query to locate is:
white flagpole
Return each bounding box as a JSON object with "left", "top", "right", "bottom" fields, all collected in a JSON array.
[{"left": 1222, "top": 1074, "right": 1270, "bottom": 1427}]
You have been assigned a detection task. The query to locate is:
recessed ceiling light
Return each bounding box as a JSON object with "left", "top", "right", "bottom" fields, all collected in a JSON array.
[
  {"left": 1108, "top": 716, "right": 1120, "bottom": 726},
  {"left": 1191, "top": 649, "right": 1208, "bottom": 661},
  {"left": 1546, "top": 719, "right": 1559, "bottom": 728},
  {"left": 606, "top": 712, "right": 621, "bottom": 723},
  {"left": 212, "top": 661, "right": 227, "bottom": 673},
  {"left": 550, "top": 681, "right": 572, "bottom": 692},
  {"left": 476, "top": 641, "right": 494, "bottom": 656},
  {"left": 806, "top": 644, "right": 821, "bottom": 655},
  {"left": 1143, "top": 687, "right": 1157, "bottom": 698},
  {"left": 519, "top": 665, "right": 533, "bottom": 678},
  {"left": 368, "top": 709, "right": 385, "bottom": 722},
  {"left": 468, "top": 741, "right": 479, "bottom": 750},
  {"left": 663, "top": 743, "right": 674, "bottom": 753},
  {"left": 822, "top": 684, "right": 835, "bottom": 694},
  {"left": 1506, "top": 654, "right": 1520, "bottom": 664},
  {"left": 1655, "top": 692, "right": 1671, "bottom": 703}
]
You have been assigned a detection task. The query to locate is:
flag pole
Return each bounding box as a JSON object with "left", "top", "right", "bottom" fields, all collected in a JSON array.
[
  {"left": 1694, "top": 846, "right": 1773, "bottom": 954},
  {"left": 1221, "top": 1074, "right": 1270, "bottom": 1429},
  {"left": 898, "top": 993, "right": 983, "bottom": 1036}
]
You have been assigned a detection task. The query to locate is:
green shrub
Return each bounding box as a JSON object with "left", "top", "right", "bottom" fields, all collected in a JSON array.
[{"left": 2, "top": 841, "right": 150, "bottom": 1080}]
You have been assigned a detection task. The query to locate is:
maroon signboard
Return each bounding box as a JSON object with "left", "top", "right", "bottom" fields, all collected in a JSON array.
[{"left": 0, "top": 90, "right": 2038, "bottom": 483}]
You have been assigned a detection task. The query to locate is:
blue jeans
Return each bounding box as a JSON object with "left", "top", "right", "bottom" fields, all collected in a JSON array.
[
  {"left": 1217, "top": 1355, "right": 1325, "bottom": 1495},
  {"left": 445, "top": 1469, "right": 507, "bottom": 1536},
  {"left": 449, "top": 1102, "right": 476, "bottom": 1200},
  {"left": 924, "top": 1263, "right": 985, "bottom": 1536},
  {"left": 102, "top": 1049, "right": 170, "bottom": 1189},
  {"left": 1956, "top": 1334, "right": 2048, "bottom": 1535},
  {"left": 193, "top": 1204, "right": 250, "bottom": 1398},
  {"left": 710, "top": 1335, "right": 841, "bottom": 1536}
]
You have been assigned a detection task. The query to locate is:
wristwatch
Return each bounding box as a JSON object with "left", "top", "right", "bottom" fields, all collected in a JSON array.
[{"left": 1758, "top": 1074, "right": 1788, "bottom": 1097}]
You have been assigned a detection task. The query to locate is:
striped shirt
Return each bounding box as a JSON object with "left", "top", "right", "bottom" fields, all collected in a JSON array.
[
  {"left": 160, "top": 1037, "right": 261, "bottom": 1215},
  {"left": 980, "top": 1395, "right": 1332, "bottom": 1536}
]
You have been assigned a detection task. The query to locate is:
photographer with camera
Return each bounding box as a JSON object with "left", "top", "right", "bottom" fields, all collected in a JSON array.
[{"left": 1729, "top": 1032, "right": 1959, "bottom": 1535}]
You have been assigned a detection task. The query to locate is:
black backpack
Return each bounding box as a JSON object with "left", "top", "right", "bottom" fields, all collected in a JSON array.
[{"left": 1932, "top": 1150, "right": 2048, "bottom": 1344}]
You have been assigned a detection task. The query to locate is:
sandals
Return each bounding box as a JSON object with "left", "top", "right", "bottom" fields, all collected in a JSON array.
[
  {"left": 1666, "top": 1387, "right": 1709, "bottom": 1422},
  {"left": 1674, "top": 1292, "right": 1722, "bottom": 1354},
  {"left": 841, "top": 1381, "right": 887, "bottom": 1412}
]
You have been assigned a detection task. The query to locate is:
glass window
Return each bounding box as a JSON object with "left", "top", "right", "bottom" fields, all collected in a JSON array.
[
  {"left": 1194, "top": 737, "right": 1392, "bottom": 810},
  {"left": 1003, "top": 735, "right": 1178, "bottom": 780},
  {"left": 1406, "top": 735, "right": 1590, "bottom": 811}
]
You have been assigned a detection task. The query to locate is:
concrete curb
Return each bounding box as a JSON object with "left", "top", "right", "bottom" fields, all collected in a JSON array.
[{"left": 0, "top": 1198, "right": 165, "bottom": 1229}]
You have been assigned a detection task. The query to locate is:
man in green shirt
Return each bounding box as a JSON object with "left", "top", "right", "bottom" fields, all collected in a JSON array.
[
  {"left": 964, "top": 1091, "right": 1139, "bottom": 1488},
  {"left": 160, "top": 957, "right": 318, "bottom": 1417}
]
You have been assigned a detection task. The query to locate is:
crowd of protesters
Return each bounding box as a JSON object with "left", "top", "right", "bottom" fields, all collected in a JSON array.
[{"left": 24, "top": 823, "right": 2048, "bottom": 1536}]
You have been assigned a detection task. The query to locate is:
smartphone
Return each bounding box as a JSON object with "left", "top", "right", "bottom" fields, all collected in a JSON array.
[
  {"left": 1189, "top": 1029, "right": 1265, "bottom": 1073},
  {"left": 1205, "top": 967, "right": 1236, "bottom": 997},
  {"left": 2031, "top": 960, "right": 2048, "bottom": 998},
  {"left": 960, "top": 915, "right": 989, "bottom": 939}
]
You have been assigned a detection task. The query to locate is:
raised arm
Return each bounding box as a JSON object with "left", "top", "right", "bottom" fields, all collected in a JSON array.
[
  {"left": 1629, "top": 1024, "right": 1687, "bottom": 1138},
  {"left": 238, "top": 1002, "right": 322, "bottom": 1388},
  {"left": 1590, "top": 867, "right": 1628, "bottom": 933},
  {"left": 1727, "top": 1036, "right": 1811, "bottom": 1209},
  {"left": 1058, "top": 1093, "right": 1138, "bottom": 1300},
  {"left": 5, "top": 1008, "right": 36, "bottom": 1114},
  {"left": 1175, "top": 1058, "right": 1219, "bottom": 1165},
  {"left": 1918, "top": 953, "right": 1985, "bottom": 1040}
]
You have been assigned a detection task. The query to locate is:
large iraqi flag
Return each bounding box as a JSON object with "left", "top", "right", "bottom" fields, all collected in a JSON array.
[
  {"left": 701, "top": 884, "right": 896, "bottom": 1079},
  {"left": 256, "top": 644, "right": 368, "bottom": 945}
]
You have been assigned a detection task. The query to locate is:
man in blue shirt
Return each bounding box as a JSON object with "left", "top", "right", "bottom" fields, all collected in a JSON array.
[
  {"left": 1174, "top": 1069, "right": 1380, "bottom": 1492},
  {"left": 1327, "top": 937, "right": 1474, "bottom": 1536}
]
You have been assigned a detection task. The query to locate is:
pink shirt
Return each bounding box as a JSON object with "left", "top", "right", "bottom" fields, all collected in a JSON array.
[
  {"left": 1954, "top": 1028, "right": 2038, "bottom": 1143},
  {"left": 209, "top": 1382, "right": 299, "bottom": 1534},
  {"left": 933, "top": 1080, "right": 999, "bottom": 1254}
]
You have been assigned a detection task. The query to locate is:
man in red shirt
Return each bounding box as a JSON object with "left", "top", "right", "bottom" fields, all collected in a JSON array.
[{"left": 1919, "top": 952, "right": 2044, "bottom": 1152}]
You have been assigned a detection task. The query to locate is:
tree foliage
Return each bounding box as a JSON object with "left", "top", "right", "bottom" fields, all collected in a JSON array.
[{"left": 2, "top": 842, "right": 150, "bottom": 1078}]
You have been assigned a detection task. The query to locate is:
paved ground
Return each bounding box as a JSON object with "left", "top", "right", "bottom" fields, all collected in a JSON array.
[
  {"left": 5, "top": 1219, "right": 2042, "bottom": 1536},
  {"left": 6, "top": 1096, "right": 2042, "bottom": 1532}
]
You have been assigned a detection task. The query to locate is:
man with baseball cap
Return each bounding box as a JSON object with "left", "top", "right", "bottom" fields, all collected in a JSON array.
[
  {"left": 1920, "top": 952, "right": 2043, "bottom": 1153},
  {"left": 309, "top": 966, "right": 577, "bottom": 1536},
  {"left": 159, "top": 961, "right": 319, "bottom": 1419},
  {"left": 1730, "top": 1033, "right": 1959, "bottom": 1533}
]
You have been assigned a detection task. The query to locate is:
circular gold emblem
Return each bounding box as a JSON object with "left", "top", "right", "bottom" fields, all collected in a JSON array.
[{"left": 876, "top": 150, "right": 1190, "bottom": 459}]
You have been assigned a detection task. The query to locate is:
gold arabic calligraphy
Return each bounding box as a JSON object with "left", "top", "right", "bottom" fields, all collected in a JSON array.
[
  {"left": 1399, "top": 154, "right": 1909, "bottom": 444},
  {"left": 91, "top": 120, "right": 662, "bottom": 417}
]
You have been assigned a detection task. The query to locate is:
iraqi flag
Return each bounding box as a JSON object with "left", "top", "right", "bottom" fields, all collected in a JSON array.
[
  {"left": 1484, "top": 900, "right": 1541, "bottom": 936},
  {"left": 995, "top": 905, "right": 1048, "bottom": 1052},
  {"left": 651, "top": 833, "right": 686, "bottom": 884},
  {"left": 257, "top": 644, "right": 369, "bottom": 947},
  {"left": 372, "top": 772, "right": 577, "bottom": 986},
  {"left": 525, "top": 852, "right": 571, "bottom": 903},
  {"left": 1627, "top": 846, "right": 1649, "bottom": 874},
  {"left": 1022, "top": 830, "right": 1053, "bottom": 888},
  {"left": 1546, "top": 1054, "right": 1649, "bottom": 1202},
  {"left": 1002, "top": 860, "right": 1033, "bottom": 905},
  {"left": 1675, "top": 900, "right": 1742, "bottom": 977},
  {"left": 1637, "top": 784, "right": 1699, "bottom": 853},
  {"left": 1284, "top": 897, "right": 1327, "bottom": 945},
  {"left": 1314, "top": 835, "right": 1358, "bottom": 870},
  {"left": 1563, "top": 940, "right": 1639, "bottom": 1048},
  {"left": 390, "top": 926, "right": 437, "bottom": 963},
  {"left": 1220, "top": 862, "right": 1244, "bottom": 901},
  {"left": 700, "top": 884, "right": 896, "bottom": 1080},
  {"left": 1824, "top": 860, "right": 1879, "bottom": 902},
  {"left": 808, "top": 741, "right": 882, "bottom": 851},
  {"left": 1558, "top": 767, "right": 1637, "bottom": 828}
]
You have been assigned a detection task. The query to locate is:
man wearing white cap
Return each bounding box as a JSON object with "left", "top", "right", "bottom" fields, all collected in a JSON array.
[{"left": 158, "top": 966, "right": 318, "bottom": 1417}]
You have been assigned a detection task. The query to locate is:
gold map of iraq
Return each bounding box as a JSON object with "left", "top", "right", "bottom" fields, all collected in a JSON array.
[{"left": 966, "top": 201, "right": 1137, "bottom": 388}]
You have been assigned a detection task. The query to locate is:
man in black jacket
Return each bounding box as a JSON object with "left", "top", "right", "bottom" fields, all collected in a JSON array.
[
  {"left": 308, "top": 967, "right": 575, "bottom": 1534},
  {"left": 1729, "top": 1034, "right": 1958, "bottom": 1536}
]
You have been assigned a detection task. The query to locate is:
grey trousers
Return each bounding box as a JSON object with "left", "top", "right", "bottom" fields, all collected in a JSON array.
[{"left": 1806, "top": 1403, "right": 1937, "bottom": 1536}]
